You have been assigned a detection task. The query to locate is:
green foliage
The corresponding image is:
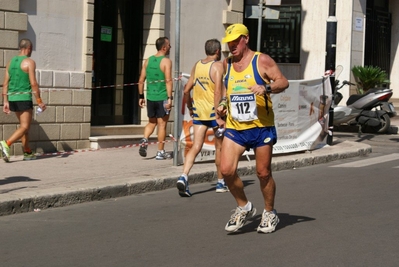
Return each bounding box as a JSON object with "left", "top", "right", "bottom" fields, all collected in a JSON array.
[{"left": 351, "top": 65, "right": 390, "bottom": 94}]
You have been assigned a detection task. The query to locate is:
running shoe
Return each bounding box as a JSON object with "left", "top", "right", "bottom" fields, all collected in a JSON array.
[
  {"left": 0, "top": 140, "right": 10, "bottom": 163},
  {"left": 155, "top": 150, "right": 166, "bottom": 160},
  {"left": 257, "top": 209, "right": 279, "bottom": 234},
  {"left": 23, "top": 152, "right": 37, "bottom": 161},
  {"left": 138, "top": 138, "right": 148, "bottom": 157},
  {"left": 176, "top": 176, "right": 192, "bottom": 197},
  {"left": 216, "top": 182, "right": 229, "bottom": 193},
  {"left": 225, "top": 204, "right": 256, "bottom": 232}
]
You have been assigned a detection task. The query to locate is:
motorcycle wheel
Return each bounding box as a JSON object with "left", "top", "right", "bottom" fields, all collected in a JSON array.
[{"left": 362, "top": 113, "right": 391, "bottom": 134}]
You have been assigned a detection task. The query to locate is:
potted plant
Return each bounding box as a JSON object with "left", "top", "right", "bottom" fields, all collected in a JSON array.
[{"left": 351, "top": 65, "right": 390, "bottom": 94}]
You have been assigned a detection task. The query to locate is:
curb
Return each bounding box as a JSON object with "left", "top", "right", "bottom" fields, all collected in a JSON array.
[
  {"left": 334, "top": 124, "right": 398, "bottom": 135},
  {"left": 0, "top": 141, "right": 372, "bottom": 216}
]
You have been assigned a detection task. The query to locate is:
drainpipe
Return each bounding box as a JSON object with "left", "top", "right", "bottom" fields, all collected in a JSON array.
[{"left": 325, "top": 0, "right": 337, "bottom": 145}]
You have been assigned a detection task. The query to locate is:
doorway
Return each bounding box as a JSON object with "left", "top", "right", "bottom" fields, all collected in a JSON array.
[
  {"left": 91, "top": 0, "right": 144, "bottom": 125},
  {"left": 365, "top": 0, "right": 391, "bottom": 76}
]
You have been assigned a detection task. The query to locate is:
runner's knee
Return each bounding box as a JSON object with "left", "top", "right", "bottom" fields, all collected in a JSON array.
[{"left": 257, "top": 171, "right": 272, "bottom": 182}]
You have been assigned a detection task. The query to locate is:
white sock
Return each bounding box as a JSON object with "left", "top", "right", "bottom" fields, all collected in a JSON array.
[
  {"left": 240, "top": 201, "right": 252, "bottom": 211},
  {"left": 218, "top": 179, "right": 225, "bottom": 184},
  {"left": 264, "top": 209, "right": 275, "bottom": 214},
  {"left": 181, "top": 174, "right": 188, "bottom": 181}
]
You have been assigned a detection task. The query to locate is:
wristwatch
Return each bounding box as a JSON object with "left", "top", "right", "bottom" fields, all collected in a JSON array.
[
  {"left": 168, "top": 96, "right": 173, "bottom": 100},
  {"left": 265, "top": 84, "right": 272, "bottom": 94}
]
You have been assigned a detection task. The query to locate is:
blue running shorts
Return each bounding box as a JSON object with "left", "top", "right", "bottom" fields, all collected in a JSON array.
[
  {"left": 224, "top": 126, "right": 277, "bottom": 151},
  {"left": 192, "top": 119, "right": 218, "bottom": 128}
]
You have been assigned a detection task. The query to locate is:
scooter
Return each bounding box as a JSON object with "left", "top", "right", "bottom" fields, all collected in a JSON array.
[{"left": 333, "top": 80, "right": 396, "bottom": 134}]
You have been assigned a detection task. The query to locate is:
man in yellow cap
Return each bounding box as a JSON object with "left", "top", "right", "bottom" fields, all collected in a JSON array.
[{"left": 217, "top": 23, "right": 289, "bottom": 233}]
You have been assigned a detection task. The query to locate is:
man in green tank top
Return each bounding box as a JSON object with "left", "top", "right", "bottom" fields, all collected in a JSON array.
[
  {"left": 1, "top": 39, "right": 46, "bottom": 162},
  {"left": 137, "top": 37, "right": 173, "bottom": 160}
]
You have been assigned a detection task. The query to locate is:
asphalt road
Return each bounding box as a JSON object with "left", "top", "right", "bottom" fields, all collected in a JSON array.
[
  {"left": 1, "top": 134, "right": 398, "bottom": 267},
  {"left": 333, "top": 128, "right": 399, "bottom": 154}
]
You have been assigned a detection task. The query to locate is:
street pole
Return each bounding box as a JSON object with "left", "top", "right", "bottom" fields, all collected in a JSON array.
[
  {"left": 173, "top": 0, "right": 180, "bottom": 166},
  {"left": 325, "top": 0, "right": 337, "bottom": 145},
  {"left": 257, "top": 0, "right": 263, "bottom": 51}
]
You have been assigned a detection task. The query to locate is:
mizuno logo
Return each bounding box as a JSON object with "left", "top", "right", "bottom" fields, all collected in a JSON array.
[{"left": 231, "top": 95, "right": 255, "bottom": 101}]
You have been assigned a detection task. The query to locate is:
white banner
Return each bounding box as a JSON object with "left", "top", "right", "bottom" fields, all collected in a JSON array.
[
  {"left": 177, "top": 75, "right": 332, "bottom": 163},
  {"left": 272, "top": 77, "right": 332, "bottom": 153}
]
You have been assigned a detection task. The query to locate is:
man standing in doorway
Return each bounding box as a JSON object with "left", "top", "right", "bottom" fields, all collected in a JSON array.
[
  {"left": 176, "top": 39, "right": 228, "bottom": 197},
  {"left": 138, "top": 37, "right": 173, "bottom": 160},
  {"left": 218, "top": 24, "right": 289, "bottom": 233},
  {"left": 1, "top": 39, "right": 46, "bottom": 162}
]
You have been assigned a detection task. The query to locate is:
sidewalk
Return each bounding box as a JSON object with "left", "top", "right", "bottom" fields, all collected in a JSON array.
[
  {"left": 1, "top": 112, "right": 398, "bottom": 217},
  {"left": 0, "top": 134, "right": 376, "bottom": 216}
]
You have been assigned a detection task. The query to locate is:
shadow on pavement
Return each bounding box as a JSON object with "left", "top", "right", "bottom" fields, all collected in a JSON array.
[
  {"left": 0, "top": 176, "right": 40, "bottom": 186},
  {"left": 228, "top": 213, "right": 315, "bottom": 235}
]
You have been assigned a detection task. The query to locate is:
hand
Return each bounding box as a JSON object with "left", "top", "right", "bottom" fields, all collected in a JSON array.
[
  {"left": 139, "top": 98, "right": 145, "bottom": 108},
  {"left": 216, "top": 117, "right": 225, "bottom": 128},
  {"left": 3, "top": 102, "right": 10, "bottom": 114},
  {"left": 166, "top": 101, "right": 172, "bottom": 111},
  {"left": 250, "top": 84, "right": 267, "bottom": 96},
  {"left": 216, "top": 105, "right": 227, "bottom": 117},
  {"left": 39, "top": 102, "right": 47, "bottom": 111}
]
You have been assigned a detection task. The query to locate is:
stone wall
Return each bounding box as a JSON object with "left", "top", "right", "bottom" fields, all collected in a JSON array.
[{"left": 0, "top": 0, "right": 93, "bottom": 156}]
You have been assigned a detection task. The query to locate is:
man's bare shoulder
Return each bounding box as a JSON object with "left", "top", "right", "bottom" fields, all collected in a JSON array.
[
  {"left": 161, "top": 57, "right": 172, "bottom": 66},
  {"left": 161, "top": 56, "right": 172, "bottom": 62},
  {"left": 21, "top": 57, "right": 36, "bottom": 72},
  {"left": 257, "top": 53, "right": 275, "bottom": 65},
  {"left": 212, "top": 60, "right": 224, "bottom": 70}
]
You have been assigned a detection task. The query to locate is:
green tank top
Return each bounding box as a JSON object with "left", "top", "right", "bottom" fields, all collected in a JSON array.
[
  {"left": 146, "top": 55, "right": 167, "bottom": 101},
  {"left": 8, "top": 55, "right": 32, "bottom": 102}
]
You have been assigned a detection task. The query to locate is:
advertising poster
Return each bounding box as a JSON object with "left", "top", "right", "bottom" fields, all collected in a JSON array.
[{"left": 178, "top": 75, "right": 332, "bottom": 163}]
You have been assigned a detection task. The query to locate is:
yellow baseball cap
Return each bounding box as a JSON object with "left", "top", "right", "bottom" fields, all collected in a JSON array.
[{"left": 222, "top": 24, "right": 249, "bottom": 43}]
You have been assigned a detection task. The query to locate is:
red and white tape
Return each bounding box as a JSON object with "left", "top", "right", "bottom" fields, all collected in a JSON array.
[
  {"left": 3, "top": 76, "right": 182, "bottom": 96},
  {"left": 36, "top": 134, "right": 177, "bottom": 158}
]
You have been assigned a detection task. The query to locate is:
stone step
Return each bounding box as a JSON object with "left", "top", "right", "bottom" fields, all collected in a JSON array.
[
  {"left": 89, "top": 135, "right": 161, "bottom": 150},
  {"left": 91, "top": 125, "right": 145, "bottom": 136},
  {"left": 90, "top": 125, "right": 146, "bottom": 149},
  {"left": 390, "top": 98, "right": 399, "bottom": 108},
  {"left": 89, "top": 134, "right": 178, "bottom": 150},
  {"left": 89, "top": 125, "right": 177, "bottom": 150}
]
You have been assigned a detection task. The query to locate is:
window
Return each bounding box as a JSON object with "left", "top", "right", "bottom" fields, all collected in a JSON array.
[{"left": 244, "top": 0, "right": 301, "bottom": 63}]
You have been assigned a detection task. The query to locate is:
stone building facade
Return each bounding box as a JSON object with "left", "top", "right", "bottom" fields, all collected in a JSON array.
[
  {"left": 0, "top": 0, "right": 92, "bottom": 155},
  {"left": 1, "top": 0, "right": 398, "bottom": 156}
]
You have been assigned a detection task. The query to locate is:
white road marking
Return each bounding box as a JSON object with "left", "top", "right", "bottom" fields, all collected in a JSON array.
[{"left": 330, "top": 153, "right": 399, "bottom": 168}]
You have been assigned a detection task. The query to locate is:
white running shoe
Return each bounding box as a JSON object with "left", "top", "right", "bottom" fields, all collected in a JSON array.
[
  {"left": 225, "top": 205, "right": 256, "bottom": 232},
  {"left": 155, "top": 150, "right": 166, "bottom": 160},
  {"left": 0, "top": 140, "right": 10, "bottom": 163},
  {"left": 257, "top": 209, "right": 279, "bottom": 234},
  {"left": 139, "top": 138, "right": 148, "bottom": 157}
]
